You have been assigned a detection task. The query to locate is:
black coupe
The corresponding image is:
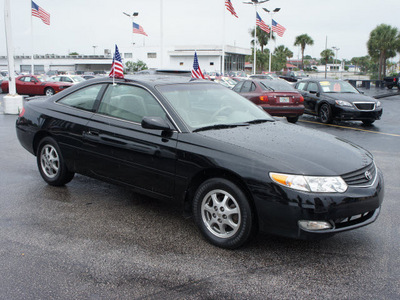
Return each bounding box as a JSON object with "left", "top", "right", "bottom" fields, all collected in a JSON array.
[
  {"left": 295, "top": 79, "right": 383, "bottom": 125},
  {"left": 16, "top": 76, "right": 384, "bottom": 249}
]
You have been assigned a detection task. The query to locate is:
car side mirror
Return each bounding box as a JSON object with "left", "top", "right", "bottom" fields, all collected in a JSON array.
[
  {"left": 142, "top": 116, "right": 171, "bottom": 131},
  {"left": 309, "top": 90, "right": 320, "bottom": 97},
  {"left": 30, "top": 79, "right": 36, "bottom": 83}
]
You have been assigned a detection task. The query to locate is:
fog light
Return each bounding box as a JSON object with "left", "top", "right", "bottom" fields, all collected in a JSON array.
[{"left": 298, "top": 220, "right": 333, "bottom": 231}]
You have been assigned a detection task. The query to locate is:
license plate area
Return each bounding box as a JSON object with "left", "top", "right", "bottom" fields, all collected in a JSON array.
[{"left": 278, "top": 97, "right": 290, "bottom": 103}]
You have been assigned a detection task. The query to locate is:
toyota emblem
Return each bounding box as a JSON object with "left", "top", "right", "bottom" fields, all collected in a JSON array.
[{"left": 364, "top": 170, "right": 372, "bottom": 181}]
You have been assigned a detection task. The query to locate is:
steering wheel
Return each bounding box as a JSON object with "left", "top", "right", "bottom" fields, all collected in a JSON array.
[{"left": 209, "top": 106, "right": 233, "bottom": 121}]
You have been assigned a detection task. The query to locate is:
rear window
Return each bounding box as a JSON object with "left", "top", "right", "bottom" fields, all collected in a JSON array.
[{"left": 260, "top": 80, "right": 295, "bottom": 92}]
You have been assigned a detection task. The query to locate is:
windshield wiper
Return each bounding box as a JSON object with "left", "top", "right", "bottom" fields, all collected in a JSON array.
[
  {"left": 193, "top": 123, "right": 248, "bottom": 132},
  {"left": 246, "top": 119, "right": 275, "bottom": 124}
]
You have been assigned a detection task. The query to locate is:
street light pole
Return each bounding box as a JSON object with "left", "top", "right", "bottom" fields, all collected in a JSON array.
[
  {"left": 332, "top": 46, "right": 340, "bottom": 76},
  {"left": 263, "top": 7, "right": 280, "bottom": 73},
  {"left": 244, "top": 0, "right": 269, "bottom": 75},
  {"left": 122, "top": 12, "right": 139, "bottom": 61}
]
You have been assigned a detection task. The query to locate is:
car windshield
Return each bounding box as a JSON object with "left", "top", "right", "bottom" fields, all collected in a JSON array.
[
  {"left": 157, "top": 83, "right": 274, "bottom": 131},
  {"left": 259, "top": 80, "right": 295, "bottom": 92},
  {"left": 319, "top": 80, "right": 359, "bottom": 93},
  {"left": 294, "top": 71, "right": 306, "bottom": 77}
]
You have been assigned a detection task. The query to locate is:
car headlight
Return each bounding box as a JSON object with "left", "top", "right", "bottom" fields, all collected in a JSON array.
[
  {"left": 269, "top": 172, "right": 348, "bottom": 193},
  {"left": 376, "top": 101, "right": 381, "bottom": 107},
  {"left": 335, "top": 100, "right": 353, "bottom": 107}
]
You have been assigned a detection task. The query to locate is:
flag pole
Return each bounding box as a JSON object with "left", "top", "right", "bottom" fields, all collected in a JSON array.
[
  {"left": 221, "top": 0, "right": 226, "bottom": 76},
  {"left": 31, "top": 2, "right": 34, "bottom": 75},
  {"left": 253, "top": 6, "right": 257, "bottom": 75}
]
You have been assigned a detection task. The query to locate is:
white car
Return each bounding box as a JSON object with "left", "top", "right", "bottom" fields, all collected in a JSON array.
[{"left": 50, "top": 75, "right": 85, "bottom": 85}]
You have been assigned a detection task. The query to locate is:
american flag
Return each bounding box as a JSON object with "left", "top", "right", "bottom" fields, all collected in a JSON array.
[
  {"left": 225, "top": 0, "right": 238, "bottom": 18},
  {"left": 133, "top": 22, "right": 148, "bottom": 36},
  {"left": 109, "top": 45, "right": 124, "bottom": 79},
  {"left": 191, "top": 52, "right": 205, "bottom": 79},
  {"left": 31, "top": 1, "right": 50, "bottom": 25},
  {"left": 256, "top": 13, "right": 270, "bottom": 33},
  {"left": 272, "top": 19, "right": 286, "bottom": 37}
]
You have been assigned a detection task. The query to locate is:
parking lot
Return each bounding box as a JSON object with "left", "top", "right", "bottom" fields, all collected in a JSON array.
[{"left": 0, "top": 87, "right": 399, "bottom": 299}]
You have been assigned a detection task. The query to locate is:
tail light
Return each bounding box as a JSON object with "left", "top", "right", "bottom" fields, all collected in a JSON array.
[
  {"left": 394, "top": 78, "right": 397, "bottom": 82},
  {"left": 19, "top": 107, "right": 25, "bottom": 117},
  {"left": 300, "top": 96, "right": 304, "bottom": 103},
  {"left": 259, "top": 95, "right": 268, "bottom": 102}
]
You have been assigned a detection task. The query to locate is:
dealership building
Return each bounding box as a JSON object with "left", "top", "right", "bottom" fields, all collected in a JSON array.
[{"left": 0, "top": 45, "right": 251, "bottom": 75}]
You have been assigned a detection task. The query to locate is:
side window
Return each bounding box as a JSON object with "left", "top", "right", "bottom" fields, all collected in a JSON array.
[
  {"left": 62, "top": 77, "right": 73, "bottom": 83},
  {"left": 296, "top": 82, "right": 307, "bottom": 91},
  {"left": 58, "top": 84, "right": 105, "bottom": 111},
  {"left": 306, "top": 82, "right": 319, "bottom": 93},
  {"left": 249, "top": 82, "right": 256, "bottom": 92},
  {"left": 241, "top": 80, "right": 252, "bottom": 93},
  {"left": 18, "top": 77, "right": 27, "bottom": 82},
  {"left": 97, "top": 84, "right": 166, "bottom": 123},
  {"left": 232, "top": 81, "right": 244, "bottom": 92}
]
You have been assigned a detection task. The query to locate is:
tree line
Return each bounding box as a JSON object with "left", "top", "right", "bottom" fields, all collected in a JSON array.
[{"left": 248, "top": 23, "right": 400, "bottom": 79}]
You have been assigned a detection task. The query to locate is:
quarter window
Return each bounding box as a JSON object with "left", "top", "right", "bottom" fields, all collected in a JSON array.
[
  {"left": 58, "top": 84, "right": 105, "bottom": 111},
  {"left": 97, "top": 84, "right": 166, "bottom": 123}
]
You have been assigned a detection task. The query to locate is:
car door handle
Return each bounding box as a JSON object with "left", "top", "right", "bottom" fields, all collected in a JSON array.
[{"left": 83, "top": 130, "right": 100, "bottom": 142}]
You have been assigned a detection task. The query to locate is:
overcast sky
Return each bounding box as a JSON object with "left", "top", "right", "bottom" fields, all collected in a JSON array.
[{"left": 1, "top": 0, "right": 400, "bottom": 61}]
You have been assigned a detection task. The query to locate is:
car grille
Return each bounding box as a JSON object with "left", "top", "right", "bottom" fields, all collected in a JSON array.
[
  {"left": 341, "top": 162, "right": 376, "bottom": 186},
  {"left": 354, "top": 102, "right": 375, "bottom": 111}
]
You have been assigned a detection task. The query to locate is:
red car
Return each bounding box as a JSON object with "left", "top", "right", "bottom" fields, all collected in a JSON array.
[
  {"left": 233, "top": 79, "right": 304, "bottom": 123},
  {"left": 1, "top": 75, "right": 73, "bottom": 96}
]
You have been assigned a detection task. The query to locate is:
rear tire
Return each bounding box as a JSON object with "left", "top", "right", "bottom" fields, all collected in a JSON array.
[
  {"left": 192, "top": 178, "right": 255, "bottom": 249},
  {"left": 45, "top": 87, "right": 55, "bottom": 96},
  {"left": 37, "top": 137, "right": 74, "bottom": 186},
  {"left": 286, "top": 116, "right": 299, "bottom": 123}
]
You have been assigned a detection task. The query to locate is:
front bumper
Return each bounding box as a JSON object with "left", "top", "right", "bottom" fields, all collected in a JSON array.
[
  {"left": 249, "top": 168, "right": 384, "bottom": 239},
  {"left": 333, "top": 105, "right": 383, "bottom": 121}
]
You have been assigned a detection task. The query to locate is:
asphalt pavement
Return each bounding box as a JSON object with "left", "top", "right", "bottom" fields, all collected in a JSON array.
[{"left": 0, "top": 87, "right": 399, "bottom": 299}]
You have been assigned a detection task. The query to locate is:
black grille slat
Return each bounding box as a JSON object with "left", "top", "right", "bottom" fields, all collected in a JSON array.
[
  {"left": 354, "top": 103, "right": 375, "bottom": 110},
  {"left": 341, "top": 163, "right": 376, "bottom": 186}
]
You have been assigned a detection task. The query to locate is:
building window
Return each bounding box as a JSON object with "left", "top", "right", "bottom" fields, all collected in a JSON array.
[
  {"left": 124, "top": 53, "right": 132, "bottom": 59},
  {"left": 180, "top": 62, "right": 184, "bottom": 66},
  {"left": 147, "top": 52, "right": 157, "bottom": 58},
  {"left": 210, "top": 62, "right": 214, "bottom": 66}
]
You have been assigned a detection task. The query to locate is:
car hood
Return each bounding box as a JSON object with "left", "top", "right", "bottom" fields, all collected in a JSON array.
[
  {"left": 323, "top": 92, "right": 377, "bottom": 103},
  {"left": 197, "top": 121, "right": 373, "bottom": 176}
]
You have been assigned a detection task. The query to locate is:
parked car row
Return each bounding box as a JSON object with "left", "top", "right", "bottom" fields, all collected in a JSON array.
[{"left": 1, "top": 74, "right": 100, "bottom": 96}]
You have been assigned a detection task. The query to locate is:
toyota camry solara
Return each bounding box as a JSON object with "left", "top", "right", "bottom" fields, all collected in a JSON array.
[{"left": 16, "top": 76, "right": 384, "bottom": 249}]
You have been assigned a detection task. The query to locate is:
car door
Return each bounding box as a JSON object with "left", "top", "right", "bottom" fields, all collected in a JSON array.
[
  {"left": 82, "top": 83, "right": 178, "bottom": 199},
  {"left": 303, "top": 81, "right": 320, "bottom": 114},
  {"left": 15, "top": 76, "right": 28, "bottom": 94},
  {"left": 54, "top": 83, "right": 107, "bottom": 169}
]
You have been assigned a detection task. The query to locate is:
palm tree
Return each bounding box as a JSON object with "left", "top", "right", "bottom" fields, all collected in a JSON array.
[
  {"left": 249, "top": 27, "right": 274, "bottom": 52},
  {"left": 321, "top": 49, "right": 334, "bottom": 78},
  {"left": 274, "top": 45, "right": 293, "bottom": 71},
  {"left": 294, "top": 34, "right": 314, "bottom": 69},
  {"left": 367, "top": 24, "right": 400, "bottom": 80}
]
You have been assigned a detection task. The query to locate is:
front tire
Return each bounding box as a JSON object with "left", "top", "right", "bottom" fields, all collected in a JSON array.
[
  {"left": 192, "top": 178, "right": 255, "bottom": 249},
  {"left": 362, "top": 119, "right": 375, "bottom": 126},
  {"left": 37, "top": 137, "right": 74, "bottom": 186},
  {"left": 319, "top": 103, "right": 333, "bottom": 124}
]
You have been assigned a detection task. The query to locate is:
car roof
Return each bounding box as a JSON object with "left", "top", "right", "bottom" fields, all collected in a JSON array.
[{"left": 85, "top": 75, "right": 210, "bottom": 88}]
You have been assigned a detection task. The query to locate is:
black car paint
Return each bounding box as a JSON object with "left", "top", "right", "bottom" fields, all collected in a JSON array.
[
  {"left": 295, "top": 79, "right": 383, "bottom": 122},
  {"left": 16, "top": 76, "right": 384, "bottom": 240}
]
